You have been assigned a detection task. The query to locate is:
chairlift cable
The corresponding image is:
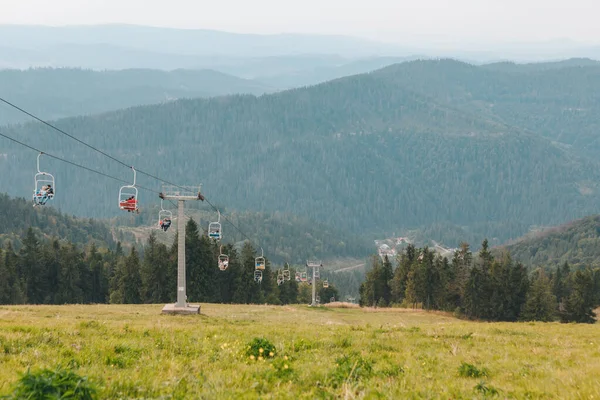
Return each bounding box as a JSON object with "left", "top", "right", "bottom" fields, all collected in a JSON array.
[{"left": 0, "top": 98, "right": 265, "bottom": 256}]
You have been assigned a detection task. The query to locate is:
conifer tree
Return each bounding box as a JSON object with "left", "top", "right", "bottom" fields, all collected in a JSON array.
[{"left": 520, "top": 268, "right": 557, "bottom": 322}]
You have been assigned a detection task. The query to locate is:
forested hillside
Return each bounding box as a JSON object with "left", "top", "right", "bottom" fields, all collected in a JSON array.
[
  {"left": 0, "top": 222, "right": 341, "bottom": 306},
  {"left": 498, "top": 215, "right": 600, "bottom": 269},
  {"left": 118, "top": 207, "right": 372, "bottom": 264},
  {"left": 0, "top": 68, "right": 272, "bottom": 124},
  {"left": 374, "top": 59, "right": 600, "bottom": 158},
  {"left": 4, "top": 60, "right": 600, "bottom": 244},
  {"left": 0, "top": 193, "right": 115, "bottom": 250}
]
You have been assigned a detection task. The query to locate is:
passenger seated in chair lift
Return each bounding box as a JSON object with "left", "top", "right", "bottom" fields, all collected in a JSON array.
[
  {"left": 34, "top": 185, "right": 50, "bottom": 206},
  {"left": 162, "top": 217, "right": 171, "bottom": 231},
  {"left": 46, "top": 184, "right": 54, "bottom": 197}
]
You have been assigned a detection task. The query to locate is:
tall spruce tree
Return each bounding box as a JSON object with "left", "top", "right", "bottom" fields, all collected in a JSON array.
[{"left": 520, "top": 268, "right": 557, "bottom": 322}]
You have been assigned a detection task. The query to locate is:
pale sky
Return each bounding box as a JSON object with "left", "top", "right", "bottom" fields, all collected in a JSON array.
[{"left": 1, "top": 0, "right": 599, "bottom": 45}]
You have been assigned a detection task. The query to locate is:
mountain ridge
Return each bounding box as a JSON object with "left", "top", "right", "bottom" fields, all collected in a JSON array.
[{"left": 3, "top": 59, "right": 600, "bottom": 243}]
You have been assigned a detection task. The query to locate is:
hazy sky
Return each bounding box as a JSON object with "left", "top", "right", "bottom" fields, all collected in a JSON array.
[{"left": 2, "top": 0, "right": 599, "bottom": 45}]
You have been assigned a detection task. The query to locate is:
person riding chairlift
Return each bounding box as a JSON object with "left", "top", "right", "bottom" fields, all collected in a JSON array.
[
  {"left": 161, "top": 217, "right": 172, "bottom": 232},
  {"left": 120, "top": 196, "right": 139, "bottom": 214},
  {"left": 34, "top": 184, "right": 52, "bottom": 206}
]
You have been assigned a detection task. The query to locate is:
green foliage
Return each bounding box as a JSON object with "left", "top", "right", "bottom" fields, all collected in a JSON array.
[
  {"left": 0, "top": 193, "right": 116, "bottom": 251},
  {"left": 458, "top": 362, "right": 489, "bottom": 378},
  {"left": 329, "top": 353, "right": 373, "bottom": 388},
  {"left": 501, "top": 216, "right": 600, "bottom": 269},
  {"left": 561, "top": 268, "right": 597, "bottom": 323},
  {"left": 520, "top": 269, "right": 557, "bottom": 322},
  {"left": 474, "top": 381, "right": 499, "bottom": 397},
  {"left": 245, "top": 338, "right": 276, "bottom": 360},
  {"left": 5, "top": 366, "right": 96, "bottom": 400}
]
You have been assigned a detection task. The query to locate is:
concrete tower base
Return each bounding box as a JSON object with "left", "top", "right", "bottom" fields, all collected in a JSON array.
[{"left": 161, "top": 304, "right": 201, "bottom": 315}]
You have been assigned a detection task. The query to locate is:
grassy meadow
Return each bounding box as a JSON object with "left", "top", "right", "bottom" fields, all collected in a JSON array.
[{"left": 0, "top": 303, "right": 599, "bottom": 399}]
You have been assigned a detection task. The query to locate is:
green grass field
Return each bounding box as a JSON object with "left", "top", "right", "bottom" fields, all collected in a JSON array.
[{"left": 0, "top": 304, "right": 599, "bottom": 399}]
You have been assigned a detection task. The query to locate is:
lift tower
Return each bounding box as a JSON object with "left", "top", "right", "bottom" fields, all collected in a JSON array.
[
  {"left": 160, "top": 185, "right": 204, "bottom": 315},
  {"left": 306, "top": 260, "right": 323, "bottom": 307}
]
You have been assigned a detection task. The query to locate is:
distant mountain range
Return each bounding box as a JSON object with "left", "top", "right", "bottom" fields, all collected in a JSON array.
[
  {"left": 1, "top": 24, "right": 600, "bottom": 72},
  {"left": 3, "top": 59, "right": 600, "bottom": 246},
  {"left": 0, "top": 68, "right": 274, "bottom": 124}
]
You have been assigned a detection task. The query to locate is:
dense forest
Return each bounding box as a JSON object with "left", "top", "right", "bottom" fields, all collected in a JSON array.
[
  {"left": 498, "top": 215, "right": 600, "bottom": 269},
  {"left": 0, "top": 193, "right": 116, "bottom": 250},
  {"left": 0, "top": 192, "right": 372, "bottom": 265},
  {"left": 0, "top": 68, "right": 272, "bottom": 124},
  {"left": 4, "top": 59, "right": 600, "bottom": 245},
  {"left": 0, "top": 222, "right": 340, "bottom": 306},
  {"left": 360, "top": 241, "right": 600, "bottom": 323}
]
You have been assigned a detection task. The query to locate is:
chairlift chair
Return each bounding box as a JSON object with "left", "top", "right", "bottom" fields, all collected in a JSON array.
[
  {"left": 295, "top": 272, "right": 301, "bottom": 282},
  {"left": 255, "top": 247, "right": 265, "bottom": 271},
  {"left": 158, "top": 199, "right": 173, "bottom": 231},
  {"left": 301, "top": 272, "right": 307, "bottom": 282},
  {"left": 283, "top": 264, "right": 291, "bottom": 281},
  {"left": 119, "top": 167, "right": 139, "bottom": 213},
  {"left": 208, "top": 210, "right": 222, "bottom": 240},
  {"left": 323, "top": 279, "right": 329, "bottom": 288},
  {"left": 218, "top": 246, "right": 229, "bottom": 271},
  {"left": 33, "top": 153, "right": 55, "bottom": 207},
  {"left": 254, "top": 270, "right": 263, "bottom": 283}
]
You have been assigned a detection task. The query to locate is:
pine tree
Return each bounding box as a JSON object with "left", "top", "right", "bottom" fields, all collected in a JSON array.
[
  {"left": 520, "top": 268, "right": 557, "bottom": 322},
  {"left": 380, "top": 255, "right": 394, "bottom": 304},
  {"left": 0, "top": 248, "right": 10, "bottom": 304},
  {"left": 122, "top": 247, "right": 142, "bottom": 304},
  {"left": 561, "top": 268, "right": 596, "bottom": 323}
]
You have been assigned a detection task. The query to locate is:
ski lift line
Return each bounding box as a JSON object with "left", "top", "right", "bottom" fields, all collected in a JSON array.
[
  {"left": 0, "top": 131, "right": 160, "bottom": 195},
  {"left": 0, "top": 99, "right": 264, "bottom": 256},
  {"left": 0, "top": 97, "right": 196, "bottom": 195}
]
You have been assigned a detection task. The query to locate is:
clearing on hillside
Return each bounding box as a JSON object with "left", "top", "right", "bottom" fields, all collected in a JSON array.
[{"left": 0, "top": 304, "right": 598, "bottom": 399}]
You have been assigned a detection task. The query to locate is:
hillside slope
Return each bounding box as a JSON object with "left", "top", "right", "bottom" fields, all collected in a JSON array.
[
  {"left": 374, "top": 59, "right": 600, "bottom": 158},
  {"left": 3, "top": 60, "right": 600, "bottom": 243},
  {"left": 497, "top": 215, "right": 600, "bottom": 268},
  {"left": 0, "top": 193, "right": 116, "bottom": 250},
  {"left": 0, "top": 68, "right": 273, "bottom": 124}
]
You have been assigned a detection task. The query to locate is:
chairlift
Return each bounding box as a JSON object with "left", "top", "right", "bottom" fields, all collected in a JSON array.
[
  {"left": 323, "top": 279, "right": 329, "bottom": 288},
  {"left": 254, "top": 270, "right": 263, "bottom": 283},
  {"left": 283, "top": 264, "right": 291, "bottom": 281},
  {"left": 158, "top": 199, "right": 173, "bottom": 232},
  {"left": 208, "top": 210, "right": 222, "bottom": 240},
  {"left": 255, "top": 247, "right": 265, "bottom": 271},
  {"left": 295, "top": 272, "right": 301, "bottom": 282},
  {"left": 277, "top": 270, "right": 284, "bottom": 286},
  {"left": 119, "top": 167, "right": 139, "bottom": 213},
  {"left": 301, "top": 272, "right": 307, "bottom": 282},
  {"left": 33, "top": 153, "right": 55, "bottom": 207},
  {"left": 218, "top": 245, "right": 229, "bottom": 271}
]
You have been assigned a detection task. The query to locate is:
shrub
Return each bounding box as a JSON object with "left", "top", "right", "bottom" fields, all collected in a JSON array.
[
  {"left": 246, "top": 337, "right": 276, "bottom": 360},
  {"left": 458, "top": 362, "right": 489, "bottom": 378},
  {"left": 5, "top": 366, "right": 97, "bottom": 399}
]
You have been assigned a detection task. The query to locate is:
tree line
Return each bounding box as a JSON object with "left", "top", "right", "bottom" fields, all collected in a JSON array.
[
  {"left": 359, "top": 240, "right": 600, "bottom": 323},
  {"left": 0, "top": 220, "right": 339, "bottom": 306}
]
